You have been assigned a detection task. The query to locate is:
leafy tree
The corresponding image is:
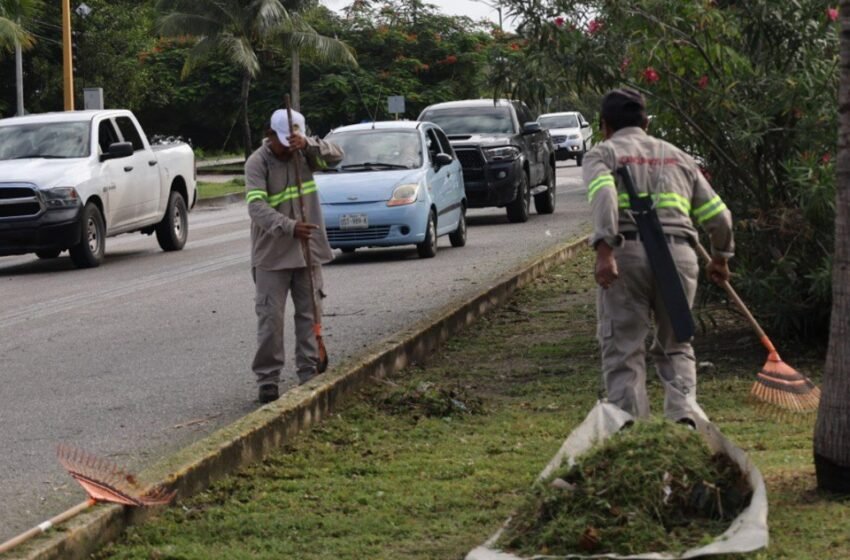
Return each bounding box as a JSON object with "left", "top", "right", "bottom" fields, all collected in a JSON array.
[
  {"left": 1, "top": 0, "right": 42, "bottom": 115},
  {"left": 814, "top": 2, "right": 849, "bottom": 495},
  {"left": 156, "top": 0, "right": 292, "bottom": 157},
  {"left": 270, "top": 1, "right": 357, "bottom": 111},
  {"left": 501, "top": 0, "right": 839, "bottom": 339}
]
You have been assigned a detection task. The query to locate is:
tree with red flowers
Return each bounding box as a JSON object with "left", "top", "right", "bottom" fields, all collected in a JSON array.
[{"left": 501, "top": 0, "right": 839, "bottom": 340}]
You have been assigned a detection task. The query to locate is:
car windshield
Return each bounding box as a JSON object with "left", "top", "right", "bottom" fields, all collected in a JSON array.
[
  {"left": 538, "top": 114, "right": 579, "bottom": 129},
  {"left": 0, "top": 121, "right": 91, "bottom": 160},
  {"left": 420, "top": 107, "right": 514, "bottom": 135},
  {"left": 324, "top": 130, "right": 422, "bottom": 171}
]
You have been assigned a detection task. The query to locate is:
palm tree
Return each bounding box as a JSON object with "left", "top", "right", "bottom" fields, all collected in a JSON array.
[
  {"left": 156, "top": 0, "right": 290, "bottom": 157},
  {"left": 0, "top": 0, "right": 41, "bottom": 116},
  {"left": 814, "top": 2, "right": 850, "bottom": 494},
  {"left": 267, "top": 7, "right": 357, "bottom": 111}
]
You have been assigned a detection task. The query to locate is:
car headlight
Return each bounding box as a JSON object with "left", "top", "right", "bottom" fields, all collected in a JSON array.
[
  {"left": 42, "top": 187, "right": 81, "bottom": 208},
  {"left": 567, "top": 133, "right": 581, "bottom": 140},
  {"left": 483, "top": 146, "right": 520, "bottom": 162},
  {"left": 387, "top": 183, "right": 420, "bottom": 207}
]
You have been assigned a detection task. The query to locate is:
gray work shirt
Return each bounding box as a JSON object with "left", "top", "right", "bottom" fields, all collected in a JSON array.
[{"left": 244, "top": 137, "right": 344, "bottom": 270}]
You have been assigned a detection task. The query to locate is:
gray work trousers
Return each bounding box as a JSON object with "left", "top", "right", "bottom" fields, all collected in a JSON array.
[
  {"left": 252, "top": 266, "right": 324, "bottom": 387},
  {"left": 596, "top": 237, "right": 700, "bottom": 421}
]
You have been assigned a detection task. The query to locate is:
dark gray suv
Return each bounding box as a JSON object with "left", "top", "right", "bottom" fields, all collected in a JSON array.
[{"left": 418, "top": 99, "right": 556, "bottom": 223}]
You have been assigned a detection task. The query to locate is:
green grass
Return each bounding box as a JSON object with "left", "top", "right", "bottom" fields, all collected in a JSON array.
[
  {"left": 197, "top": 179, "right": 244, "bottom": 200},
  {"left": 97, "top": 249, "right": 848, "bottom": 560}
]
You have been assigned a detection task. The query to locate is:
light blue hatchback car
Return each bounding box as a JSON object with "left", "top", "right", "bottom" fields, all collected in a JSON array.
[{"left": 315, "top": 121, "right": 467, "bottom": 258}]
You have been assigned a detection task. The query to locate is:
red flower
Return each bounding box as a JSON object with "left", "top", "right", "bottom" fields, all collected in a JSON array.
[
  {"left": 827, "top": 7, "right": 839, "bottom": 21},
  {"left": 698, "top": 75, "right": 709, "bottom": 89},
  {"left": 643, "top": 67, "right": 660, "bottom": 83},
  {"left": 619, "top": 57, "right": 630, "bottom": 72},
  {"left": 587, "top": 19, "right": 602, "bottom": 34},
  {"left": 554, "top": 16, "right": 565, "bottom": 28},
  {"left": 509, "top": 42, "right": 521, "bottom": 51},
  {"left": 821, "top": 152, "right": 832, "bottom": 164},
  {"left": 444, "top": 55, "right": 458, "bottom": 64}
]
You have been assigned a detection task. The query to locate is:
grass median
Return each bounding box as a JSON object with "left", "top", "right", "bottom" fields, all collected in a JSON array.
[
  {"left": 97, "top": 248, "right": 846, "bottom": 560},
  {"left": 197, "top": 179, "right": 244, "bottom": 200}
]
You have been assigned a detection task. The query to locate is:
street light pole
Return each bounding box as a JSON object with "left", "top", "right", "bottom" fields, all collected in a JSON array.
[{"left": 61, "top": 0, "right": 74, "bottom": 111}]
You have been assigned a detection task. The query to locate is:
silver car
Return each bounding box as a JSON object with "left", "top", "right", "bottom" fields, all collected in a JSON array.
[{"left": 538, "top": 111, "right": 593, "bottom": 166}]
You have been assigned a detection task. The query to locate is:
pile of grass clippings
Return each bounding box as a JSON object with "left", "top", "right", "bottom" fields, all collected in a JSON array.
[
  {"left": 373, "top": 380, "right": 484, "bottom": 418},
  {"left": 497, "top": 419, "right": 752, "bottom": 557}
]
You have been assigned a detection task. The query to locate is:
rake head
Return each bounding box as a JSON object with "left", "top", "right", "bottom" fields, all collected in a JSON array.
[
  {"left": 750, "top": 352, "right": 821, "bottom": 413},
  {"left": 57, "top": 444, "right": 175, "bottom": 507}
]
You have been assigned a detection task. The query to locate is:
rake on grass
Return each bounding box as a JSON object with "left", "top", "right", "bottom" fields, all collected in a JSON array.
[
  {"left": 695, "top": 242, "right": 820, "bottom": 413},
  {"left": 0, "top": 444, "right": 175, "bottom": 554}
]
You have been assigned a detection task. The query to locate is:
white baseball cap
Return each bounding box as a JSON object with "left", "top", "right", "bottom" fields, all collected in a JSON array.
[{"left": 270, "top": 108, "right": 306, "bottom": 147}]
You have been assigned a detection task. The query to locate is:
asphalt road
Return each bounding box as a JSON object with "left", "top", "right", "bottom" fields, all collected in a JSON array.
[{"left": 0, "top": 163, "right": 588, "bottom": 542}]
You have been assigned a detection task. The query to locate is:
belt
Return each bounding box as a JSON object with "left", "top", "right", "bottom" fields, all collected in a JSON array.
[{"left": 621, "top": 231, "right": 691, "bottom": 246}]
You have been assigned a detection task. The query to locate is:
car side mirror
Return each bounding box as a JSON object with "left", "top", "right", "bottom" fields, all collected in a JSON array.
[
  {"left": 522, "top": 121, "right": 542, "bottom": 134},
  {"left": 581, "top": 122, "right": 591, "bottom": 129},
  {"left": 100, "top": 141, "right": 134, "bottom": 161},
  {"left": 434, "top": 153, "right": 453, "bottom": 168}
]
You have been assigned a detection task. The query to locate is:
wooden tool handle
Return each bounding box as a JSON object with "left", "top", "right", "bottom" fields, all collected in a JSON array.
[
  {"left": 284, "top": 95, "right": 320, "bottom": 323},
  {"left": 694, "top": 241, "right": 769, "bottom": 343}
]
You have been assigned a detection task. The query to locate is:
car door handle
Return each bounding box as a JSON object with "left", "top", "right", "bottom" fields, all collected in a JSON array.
[
  {"left": 124, "top": 166, "right": 134, "bottom": 172},
  {"left": 148, "top": 160, "right": 157, "bottom": 166}
]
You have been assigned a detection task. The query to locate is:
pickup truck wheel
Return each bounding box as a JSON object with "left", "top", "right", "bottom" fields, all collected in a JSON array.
[
  {"left": 506, "top": 171, "right": 530, "bottom": 223},
  {"left": 156, "top": 191, "right": 188, "bottom": 251},
  {"left": 416, "top": 210, "right": 438, "bottom": 258},
  {"left": 534, "top": 164, "right": 557, "bottom": 215},
  {"left": 449, "top": 207, "right": 467, "bottom": 247},
  {"left": 36, "top": 250, "right": 61, "bottom": 259},
  {"left": 69, "top": 203, "right": 105, "bottom": 268}
]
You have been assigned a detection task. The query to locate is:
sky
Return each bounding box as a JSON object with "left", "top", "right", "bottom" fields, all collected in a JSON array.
[{"left": 320, "top": 0, "right": 517, "bottom": 31}]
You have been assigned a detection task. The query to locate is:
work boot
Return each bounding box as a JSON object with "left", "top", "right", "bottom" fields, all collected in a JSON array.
[
  {"left": 297, "top": 368, "right": 320, "bottom": 386},
  {"left": 258, "top": 384, "right": 279, "bottom": 404}
]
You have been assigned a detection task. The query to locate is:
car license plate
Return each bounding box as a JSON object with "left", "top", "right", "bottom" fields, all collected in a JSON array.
[{"left": 340, "top": 213, "right": 368, "bottom": 230}]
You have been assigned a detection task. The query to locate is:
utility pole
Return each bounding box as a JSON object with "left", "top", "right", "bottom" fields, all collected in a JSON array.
[
  {"left": 15, "top": 31, "right": 23, "bottom": 115},
  {"left": 61, "top": 0, "right": 74, "bottom": 111}
]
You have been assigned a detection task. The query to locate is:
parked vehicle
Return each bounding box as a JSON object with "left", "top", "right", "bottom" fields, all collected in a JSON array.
[
  {"left": 418, "top": 99, "right": 556, "bottom": 223},
  {"left": 538, "top": 111, "right": 593, "bottom": 166},
  {"left": 0, "top": 110, "right": 196, "bottom": 268},
  {"left": 315, "top": 121, "right": 466, "bottom": 258}
]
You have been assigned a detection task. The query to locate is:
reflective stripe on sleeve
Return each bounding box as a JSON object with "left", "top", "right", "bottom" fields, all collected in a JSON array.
[
  {"left": 246, "top": 189, "right": 269, "bottom": 203},
  {"left": 587, "top": 173, "right": 615, "bottom": 202},
  {"left": 692, "top": 195, "right": 728, "bottom": 224}
]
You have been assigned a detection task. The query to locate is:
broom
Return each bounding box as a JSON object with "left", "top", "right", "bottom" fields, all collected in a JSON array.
[
  {"left": 695, "top": 242, "right": 820, "bottom": 412},
  {"left": 285, "top": 95, "right": 328, "bottom": 374}
]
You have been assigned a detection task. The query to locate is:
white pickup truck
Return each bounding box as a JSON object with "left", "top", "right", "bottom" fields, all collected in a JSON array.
[{"left": 0, "top": 109, "right": 196, "bottom": 268}]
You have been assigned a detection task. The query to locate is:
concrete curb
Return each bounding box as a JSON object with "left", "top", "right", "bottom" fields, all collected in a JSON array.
[{"left": 9, "top": 236, "right": 587, "bottom": 560}]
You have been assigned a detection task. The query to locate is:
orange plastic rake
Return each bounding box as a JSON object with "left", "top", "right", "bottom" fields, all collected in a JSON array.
[
  {"left": 695, "top": 243, "right": 820, "bottom": 413},
  {"left": 0, "top": 444, "right": 174, "bottom": 554}
]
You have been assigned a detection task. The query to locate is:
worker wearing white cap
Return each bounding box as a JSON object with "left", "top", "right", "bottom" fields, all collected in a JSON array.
[{"left": 244, "top": 108, "right": 344, "bottom": 403}]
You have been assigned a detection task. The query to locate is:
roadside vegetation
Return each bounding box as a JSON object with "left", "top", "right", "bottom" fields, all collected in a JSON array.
[
  {"left": 96, "top": 249, "right": 846, "bottom": 560},
  {"left": 196, "top": 179, "right": 245, "bottom": 200}
]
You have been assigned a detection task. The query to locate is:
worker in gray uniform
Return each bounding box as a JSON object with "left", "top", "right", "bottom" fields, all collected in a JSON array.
[
  {"left": 244, "top": 108, "right": 343, "bottom": 404},
  {"left": 584, "top": 88, "right": 734, "bottom": 424}
]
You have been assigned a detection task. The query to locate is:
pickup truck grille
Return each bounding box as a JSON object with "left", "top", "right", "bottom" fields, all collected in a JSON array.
[
  {"left": 326, "top": 226, "right": 391, "bottom": 243},
  {"left": 454, "top": 148, "right": 485, "bottom": 169},
  {"left": 551, "top": 135, "right": 567, "bottom": 143},
  {"left": 0, "top": 185, "right": 42, "bottom": 219}
]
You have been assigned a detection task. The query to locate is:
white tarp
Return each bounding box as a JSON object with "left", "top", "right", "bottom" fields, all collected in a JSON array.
[{"left": 466, "top": 401, "right": 769, "bottom": 560}]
